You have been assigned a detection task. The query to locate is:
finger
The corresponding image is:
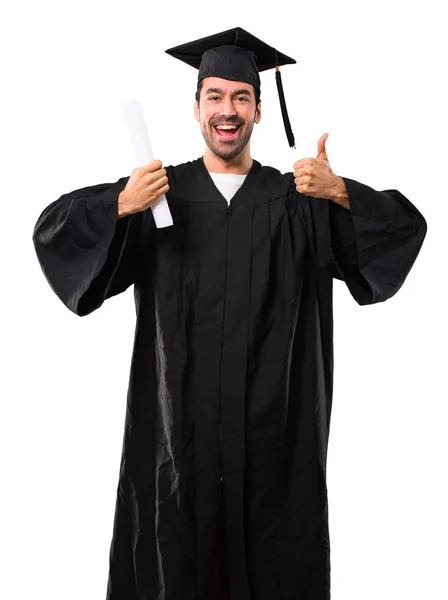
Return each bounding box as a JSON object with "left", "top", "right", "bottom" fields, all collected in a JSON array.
[
  {"left": 316, "top": 133, "right": 329, "bottom": 159},
  {"left": 294, "top": 175, "right": 311, "bottom": 185},
  {"left": 144, "top": 170, "right": 167, "bottom": 185},
  {"left": 293, "top": 158, "right": 314, "bottom": 170},
  {"left": 153, "top": 175, "right": 169, "bottom": 190},
  {"left": 293, "top": 167, "right": 309, "bottom": 178},
  {"left": 147, "top": 175, "right": 169, "bottom": 193},
  {"left": 150, "top": 183, "right": 170, "bottom": 203},
  {"left": 141, "top": 159, "right": 163, "bottom": 173},
  {"left": 295, "top": 183, "right": 310, "bottom": 195}
]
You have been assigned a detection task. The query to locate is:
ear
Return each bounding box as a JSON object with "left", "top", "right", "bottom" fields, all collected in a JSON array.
[
  {"left": 255, "top": 100, "right": 262, "bottom": 124},
  {"left": 194, "top": 100, "right": 200, "bottom": 122}
]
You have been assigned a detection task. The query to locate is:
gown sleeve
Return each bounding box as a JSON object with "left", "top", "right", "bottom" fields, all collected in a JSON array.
[
  {"left": 294, "top": 177, "right": 428, "bottom": 305},
  {"left": 32, "top": 176, "right": 150, "bottom": 316}
]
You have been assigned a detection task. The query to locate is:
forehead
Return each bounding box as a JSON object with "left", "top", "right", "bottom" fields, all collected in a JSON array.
[{"left": 201, "top": 77, "right": 255, "bottom": 95}]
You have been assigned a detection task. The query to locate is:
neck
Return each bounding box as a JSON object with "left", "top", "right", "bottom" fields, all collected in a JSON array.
[{"left": 203, "top": 146, "right": 253, "bottom": 174}]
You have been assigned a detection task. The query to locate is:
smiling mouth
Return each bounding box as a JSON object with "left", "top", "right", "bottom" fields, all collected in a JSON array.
[{"left": 213, "top": 124, "right": 241, "bottom": 141}]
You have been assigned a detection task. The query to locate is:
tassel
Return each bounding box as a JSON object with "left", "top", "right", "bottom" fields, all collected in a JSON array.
[{"left": 275, "top": 65, "right": 295, "bottom": 149}]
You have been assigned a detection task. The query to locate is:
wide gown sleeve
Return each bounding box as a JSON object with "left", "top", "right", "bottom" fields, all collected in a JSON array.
[
  {"left": 32, "top": 176, "right": 148, "bottom": 316},
  {"left": 295, "top": 177, "right": 427, "bottom": 305}
]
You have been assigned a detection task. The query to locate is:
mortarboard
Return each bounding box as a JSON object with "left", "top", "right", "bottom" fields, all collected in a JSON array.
[{"left": 165, "top": 27, "right": 297, "bottom": 148}]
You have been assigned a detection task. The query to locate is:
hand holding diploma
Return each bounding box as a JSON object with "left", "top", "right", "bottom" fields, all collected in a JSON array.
[
  {"left": 120, "top": 100, "right": 173, "bottom": 227},
  {"left": 118, "top": 160, "right": 169, "bottom": 219}
]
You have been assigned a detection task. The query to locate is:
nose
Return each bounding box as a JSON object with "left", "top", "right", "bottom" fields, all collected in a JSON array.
[{"left": 220, "top": 96, "right": 236, "bottom": 118}]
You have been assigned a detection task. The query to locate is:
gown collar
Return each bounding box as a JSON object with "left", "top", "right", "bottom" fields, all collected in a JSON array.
[
  {"left": 197, "top": 156, "right": 265, "bottom": 206},
  {"left": 167, "top": 156, "right": 291, "bottom": 205}
]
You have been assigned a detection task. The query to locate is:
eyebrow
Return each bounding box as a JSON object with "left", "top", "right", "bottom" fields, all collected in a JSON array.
[{"left": 204, "top": 87, "right": 253, "bottom": 97}]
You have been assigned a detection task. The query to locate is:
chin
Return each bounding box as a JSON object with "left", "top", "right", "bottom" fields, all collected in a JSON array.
[
  {"left": 210, "top": 144, "right": 245, "bottom": 161},
  {"left": 201, "top": 123, "right": 253, "bottom": 161},
  {"left": 208, "top": 137, "right": 249, "bottom": 161}
]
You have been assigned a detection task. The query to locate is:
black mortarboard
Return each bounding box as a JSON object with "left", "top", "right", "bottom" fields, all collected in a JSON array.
[{"left": 165, "top": 27, "right": 296, "bottom": 148}]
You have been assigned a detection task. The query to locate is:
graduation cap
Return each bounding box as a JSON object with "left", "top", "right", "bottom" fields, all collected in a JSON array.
[{"left": 165, "top": 27, "right": 297, "bottom": 148}]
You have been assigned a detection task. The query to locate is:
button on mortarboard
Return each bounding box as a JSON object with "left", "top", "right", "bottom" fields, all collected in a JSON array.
[{"left": 165, "top": 27, "right": 296, "bottom": 148}]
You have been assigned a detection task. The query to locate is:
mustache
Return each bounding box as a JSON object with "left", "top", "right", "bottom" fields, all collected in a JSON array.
[{"left": 210, "top": 116, "right": 243, "bottom": 127}]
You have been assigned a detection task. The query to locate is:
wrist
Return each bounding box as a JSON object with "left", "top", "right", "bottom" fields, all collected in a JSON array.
[
  {"left": 330, "top": 177, "right": 350, "bottom": 209},
  {"left": 117, "top": 192, "right": 128, "bottom": 219}
]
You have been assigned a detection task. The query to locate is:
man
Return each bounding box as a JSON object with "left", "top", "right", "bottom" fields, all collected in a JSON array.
[{"left": 33, "top": 27, "right": 427, "bottom": 600}]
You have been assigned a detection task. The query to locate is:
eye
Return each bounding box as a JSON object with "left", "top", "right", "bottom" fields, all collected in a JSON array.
[
  {"left": 236, "top": 96, "right": 249, "bottom": 102},
  {"left": 207, "top": 96, "right": 220, "bottom": 101}
]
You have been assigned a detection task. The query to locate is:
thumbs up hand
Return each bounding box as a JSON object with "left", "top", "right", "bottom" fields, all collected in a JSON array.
[
  {"left": 315, "top": 133, "right": 334, "bottom": 172},
  {"left": 293, "top": 133, "right": 349, "bottom": 207}
]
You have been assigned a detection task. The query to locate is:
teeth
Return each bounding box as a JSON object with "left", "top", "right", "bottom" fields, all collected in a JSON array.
[{"left": 216, "top": 125, "right": 238, "bottom": 130}]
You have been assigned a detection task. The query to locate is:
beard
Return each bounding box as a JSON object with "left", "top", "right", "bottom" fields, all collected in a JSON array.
[{"left": 200, "top": 114, "right": 255, "bottom": 161}]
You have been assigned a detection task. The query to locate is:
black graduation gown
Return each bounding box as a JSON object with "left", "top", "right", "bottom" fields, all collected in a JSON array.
[{"left": 33, "top": 157, "right": 427, "bottom": 600}]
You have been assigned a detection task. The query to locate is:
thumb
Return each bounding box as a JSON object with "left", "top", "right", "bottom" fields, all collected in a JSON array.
[{"left": 317, "top": 133, "right": 329, "bottom": 160}]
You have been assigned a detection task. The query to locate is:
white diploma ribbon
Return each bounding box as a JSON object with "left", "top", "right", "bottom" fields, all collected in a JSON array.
[{"left": 120, "top": 100, "right": 173, "bottom": 228}]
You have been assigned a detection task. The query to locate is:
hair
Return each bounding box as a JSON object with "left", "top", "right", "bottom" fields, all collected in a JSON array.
[{"left": 195, "top": 79, "right": 261, "bottom": 107}]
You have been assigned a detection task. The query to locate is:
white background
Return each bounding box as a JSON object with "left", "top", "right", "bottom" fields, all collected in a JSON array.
[{"left": 1, "top": 0, "right": 446, "bottom": 598}]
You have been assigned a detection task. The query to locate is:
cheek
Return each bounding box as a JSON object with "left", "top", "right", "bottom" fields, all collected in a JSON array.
[
  {"left": 242, "top": 106, "right": 256, "bottom": 122},
  {"left": 200, "top": 110, "right": 214, "bottom": 126}
]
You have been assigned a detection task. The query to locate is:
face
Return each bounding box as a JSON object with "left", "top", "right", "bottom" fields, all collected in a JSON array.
[{"left": 194, "top": 77, "right": 261, "bottom": 161}]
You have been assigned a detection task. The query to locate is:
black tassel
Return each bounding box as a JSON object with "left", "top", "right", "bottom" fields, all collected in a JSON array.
[{"left": 275, "top": 66, "right": 295, "bottom": 149}]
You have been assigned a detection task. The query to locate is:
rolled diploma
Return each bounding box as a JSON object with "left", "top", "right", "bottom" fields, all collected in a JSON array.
[{"left": 120, "top": 100, "right": 173, "bottom": 228}]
